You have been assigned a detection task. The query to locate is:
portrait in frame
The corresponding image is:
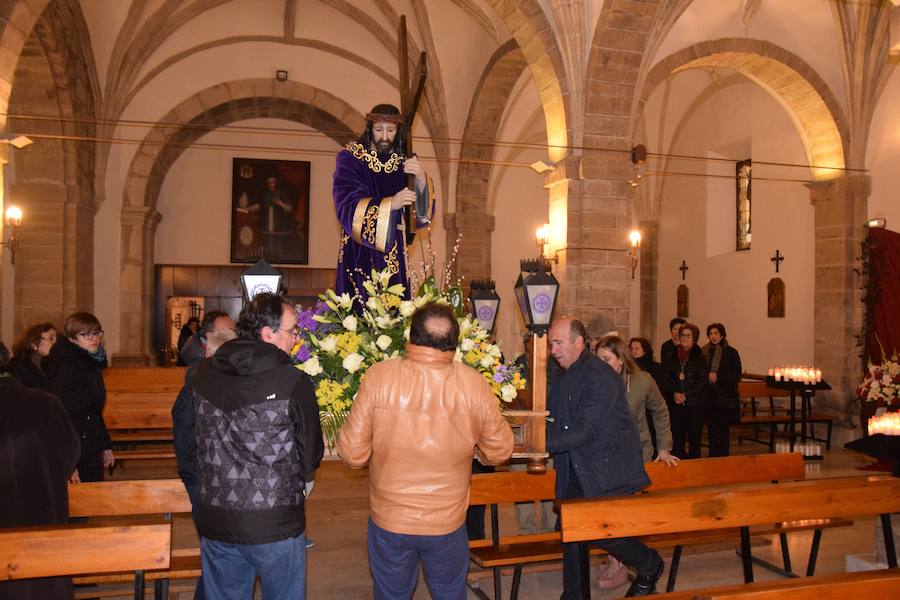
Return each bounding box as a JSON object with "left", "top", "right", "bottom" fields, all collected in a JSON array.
[{"left": 231, "top": 158, "right": 310, "bottom": 264}]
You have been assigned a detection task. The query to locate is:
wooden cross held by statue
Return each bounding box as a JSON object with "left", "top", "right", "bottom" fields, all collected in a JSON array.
[{"left": 398, "top": 15, "right": 427, "bottom": 245}]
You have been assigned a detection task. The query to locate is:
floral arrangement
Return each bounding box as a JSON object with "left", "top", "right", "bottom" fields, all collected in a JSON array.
[
  {"left": 857, "top": 350, "right": 900, "bottom": 409},
  {"left": 290, "top": 267, "right": 525, "bottom": 448}
]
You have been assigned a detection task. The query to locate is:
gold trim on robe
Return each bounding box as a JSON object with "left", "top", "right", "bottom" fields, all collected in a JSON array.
[
  {"left": 345, "top": 142, "right": 402, "bottom": 174},
  {"left": 351, "top": 197, "right": 373, "bottom": 245},
  {"left": 375, "top": 198, "right": 393, "bottom": 253}
]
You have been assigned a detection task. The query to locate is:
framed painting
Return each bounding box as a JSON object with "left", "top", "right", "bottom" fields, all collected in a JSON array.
[{"left": 231, "top": 158, "right": 310, "bottom": 264}]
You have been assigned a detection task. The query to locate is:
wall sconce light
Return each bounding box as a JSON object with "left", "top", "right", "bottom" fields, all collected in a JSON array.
[
  {"left": 866, "top": 217, "right": 887, "bottom": 229},
  {"left": 275, "top": 69, "right": 289, "bottom": 82},
  {"left": 536, "top": 224, "right": 549, "bottom": 257},
  {"left": 2, "top": 205, "right": 23, "bottom": 264},
  {"left": 529, "top": 160, "right": 555, "bottom": 174},
  {"left": 629, "top": 144, "right": 647, "bottom": 187},
  {"left": 0, "top": 134, "right": 33, "bottom": 149},
  {"left": 628, "top": 229, "right": 642, "bottom": 279}
]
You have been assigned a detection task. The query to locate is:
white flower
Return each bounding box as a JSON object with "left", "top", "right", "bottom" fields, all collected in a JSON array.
[
  {"left": 454, "top": 349, "right": 463, "bottom": 362},
  {"left": 376, "top": 335, "right": 393, "bottom": 351},
  {"left": 460, "top": 338, "right": 475, "bottom": 352},
  {"left": 319, "top": 336, "right": 338, "bottom": 354},
  {"left": 366, "top": 297, "right": 378, "bottom": 311},
  {"left": 375, "top": 315, "right": 393, "bottom": 329},
  {"left": 479, "top": 355, "right": 495, "bottom": 369},
  {"left": 342, "top": 352, "right": 365, "bottom": 374},
  {"left": 399, "top": 300, "right": 415, "bottom": 317},
  {"left": 342, "top": 315, "right": 358, "bottom": 332},
  {"left": 500, "top": 383, "right": 517, "bottom": 402},
  {"left": 386, "top": 283, "right": 405, "bottom": 296},
  {"left": 300, "top": 356, "right": 323, "bottom": 376},
  {"left": 404, "top": 326, "right": 411, "bottom": 341},
  {"left": 338, "top": 293, "right": 353, "bottom": 309}
]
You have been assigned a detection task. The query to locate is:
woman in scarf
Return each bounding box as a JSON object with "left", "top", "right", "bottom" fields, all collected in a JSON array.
[
  {"left": 661, "top": 322, "right": 709, "bottom": 459},
  {"left": 44, "top": 312, "right": 114, "bottom": 482},
  {"left": 703, "top": 323, "right": 742, "bottom": 457}
]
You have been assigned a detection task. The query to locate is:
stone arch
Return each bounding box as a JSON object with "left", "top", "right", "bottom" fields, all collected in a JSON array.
[
  {"left": 5, "top": 0, "right": 98, "bottom": 334},
  {"left": 485, "top": 0, "right": 569, "bottom": 162},
  {"left": 116, "top": 79, "right": 365, "bottom": 363},
  {"left": 638, "top": 38, "right": 850, "bottom": 179},
  {"left": 0, "top": 0, "right": 52, "bottom": 127},
  {"left": 448, "top": 39, "right": 527, "bottom": 283}
]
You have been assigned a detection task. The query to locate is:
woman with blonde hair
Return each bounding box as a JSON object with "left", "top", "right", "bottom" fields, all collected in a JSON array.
[{"left": 593, "top": 334, "right": 678, "bottom": 589}]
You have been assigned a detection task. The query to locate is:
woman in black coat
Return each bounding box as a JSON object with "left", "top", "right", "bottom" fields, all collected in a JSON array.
[
  {"left": 661, "top": 322, "right": 709, "bottom": 459},
  {"left": 702, "top": 323, "right": 742, "bottom": 457},
  {"left": 9, "top": 322, "right": 57, "bottom": 390},
  {"left": 43, "top": 312, "right": 115, "bottom": 482}
]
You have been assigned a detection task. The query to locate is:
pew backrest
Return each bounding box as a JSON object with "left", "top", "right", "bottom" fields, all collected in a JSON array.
[
  {"left": 738, "top": 381, "right": 789, "bottom": 400},
  {"left": 469, "top": 453, "right": 807, "bottom": 506},
  {"left": 0, "top": 521, "right": 171, "bottom": 579},
  {"left": 560, "top": 475, "right": 900, "bottom": 543},
  {"left": 104, "top": 367, "right": 186, "bottom": 393},
  {"left": 69, "top": 479, "right": 192, "bottom": 517}
]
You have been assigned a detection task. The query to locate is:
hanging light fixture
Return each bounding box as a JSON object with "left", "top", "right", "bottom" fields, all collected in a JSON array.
[
  {"left": 469, "top": 280, "right": 501, "bottom": 334},
  {"left": 240, "top": 258, "right": 283, "bottom": 302}
]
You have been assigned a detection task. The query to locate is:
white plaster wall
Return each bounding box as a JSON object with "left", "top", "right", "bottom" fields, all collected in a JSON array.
[
  {"left": 653, "top": 0, "right": 845, "bottom": 108},
  {"left": 489, "top": 69, "right": 549, "bottom": 356},
  {"left": 154, "top": 119, "right": 341, "bottom": 268},
  {"left": 655, "top": 78, "right": 815, "bottom": 373},
  {"left": 866, "top": 67, "right": 900, "bottom": 232},
  {"left": 83, "top": 0, "right": 502, "bottom": 353}
]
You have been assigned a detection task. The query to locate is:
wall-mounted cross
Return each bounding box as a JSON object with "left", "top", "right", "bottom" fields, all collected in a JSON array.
[
  {"left": 679, "top": 260, "right": 689, "bottom": 280},
  {"left": 770, "top": 249, "right": 784, "bottom": 273}
]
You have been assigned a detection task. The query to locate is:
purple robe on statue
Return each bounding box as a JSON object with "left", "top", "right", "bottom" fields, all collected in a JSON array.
[{"left": 333, "top": 142, "right": 434, "bottom": 300}]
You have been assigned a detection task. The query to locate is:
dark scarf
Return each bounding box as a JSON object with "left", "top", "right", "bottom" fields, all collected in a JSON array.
[
  {"left": 677, "top": 345, "right": 691, "bottom": 362},
  {"left": 701, "top": 339, "right": 728, "bottom": 373}
]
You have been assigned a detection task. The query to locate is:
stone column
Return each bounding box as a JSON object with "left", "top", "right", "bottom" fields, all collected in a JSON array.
[
  {"left": 638, "top": 219, "right": 659, "bottom": 345},
  {"left": 444, "top": 211, "right": 495, "bottom": 283},
  {"left": 806, "top": 175, "right": 869, "bottom": 417},
  {"left": 116, "top": 205, "right": 161, "bottom": 366},
  {"left": 558, "top": 150, "right": 633, "bottom": 337}
]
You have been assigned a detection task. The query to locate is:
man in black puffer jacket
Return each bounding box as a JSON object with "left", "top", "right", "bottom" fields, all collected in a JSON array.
[{"left": 190, "top": 293, "right": 323, "bottom": 600}]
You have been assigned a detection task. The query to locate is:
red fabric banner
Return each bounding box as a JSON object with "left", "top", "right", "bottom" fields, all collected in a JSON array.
[{"left": 866, "top": 227, "right": 900, "bottom": 364}]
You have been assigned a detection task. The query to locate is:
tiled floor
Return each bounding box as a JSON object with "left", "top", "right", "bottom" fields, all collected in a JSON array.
[{"left": 113, "top": 435, "right": 893, "bottom": 599}]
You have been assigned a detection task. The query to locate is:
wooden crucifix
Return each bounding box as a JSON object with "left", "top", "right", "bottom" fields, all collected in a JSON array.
[
  {"left": 398, "top": 15, "right": 427, "bottom": 245},
  {"left": 679, "top": 260, "right": 689, "bottom": 281},
  {"left": 770, "top": 249, "right": 784, "bottom": 273}
]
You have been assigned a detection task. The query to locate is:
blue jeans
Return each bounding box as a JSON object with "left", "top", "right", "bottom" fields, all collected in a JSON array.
[
  {"left": 200, "top": 534, "right": 307, "bottom": 600},
  {"left": 367, "top": 519, "right": 468, "bottom": 600}
]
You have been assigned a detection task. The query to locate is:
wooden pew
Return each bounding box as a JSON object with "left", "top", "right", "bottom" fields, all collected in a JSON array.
[
  {"left": 560, "top": 475, "right": 900, "bottom": 597},
  {"left": 736, "top": 382, "right": 833, "bottom": 451},
  {"left": 657, "top": 569, "right": 900, "bottom": 599},
  {"left": 67, "top": 479, "right": 197, "bottom": 597},
  {"left": 467, "top": 454, "right": 850, "bottom": 600},
  {"left": 103, "top": 368, "right": 183, "bottom": 460},
  {"left": 0, "top": 521, "right": 171, "bottom": 600}
]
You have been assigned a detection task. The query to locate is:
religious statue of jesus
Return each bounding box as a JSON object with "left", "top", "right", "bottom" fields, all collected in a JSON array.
[{"left": 333, "top": 104, "right": 435, "bottom": 301}]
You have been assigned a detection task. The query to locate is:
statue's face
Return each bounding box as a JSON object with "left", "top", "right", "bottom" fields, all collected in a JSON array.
[{"left": 372, "top": 121, "right": 397, "bottom": 154}]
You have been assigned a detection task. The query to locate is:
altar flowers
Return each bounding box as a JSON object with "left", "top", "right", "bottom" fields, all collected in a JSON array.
[{"left": 291, "top": 267, "right": 525, "bottom": 448}]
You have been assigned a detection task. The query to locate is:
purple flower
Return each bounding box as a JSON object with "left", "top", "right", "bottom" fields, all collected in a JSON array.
[
  {"left": 295, "top": 343, "right": 311, "bottom": 363},
  {"left": 296, "top": 308, "right": 317, "bottom": 332},
  {"left": 493, "top": 372, "right": 506, "bottom": 383},
  {"left": 314, "top": 300, "right": 331, "bottom": 316}
]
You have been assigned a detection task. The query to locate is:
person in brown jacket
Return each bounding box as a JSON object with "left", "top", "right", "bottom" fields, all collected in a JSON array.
[{"left": 337, "top": 302, "right": 514, "bottom": 600}]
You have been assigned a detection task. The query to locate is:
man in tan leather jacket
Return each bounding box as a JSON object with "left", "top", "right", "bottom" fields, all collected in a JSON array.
[{"left": 338, "top": 302, "right": 513, "bottom": 599}]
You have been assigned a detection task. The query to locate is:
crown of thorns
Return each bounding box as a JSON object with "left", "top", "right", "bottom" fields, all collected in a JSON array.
[{"left": 365, "top": 111, "right": 404, "bottom": 124}]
